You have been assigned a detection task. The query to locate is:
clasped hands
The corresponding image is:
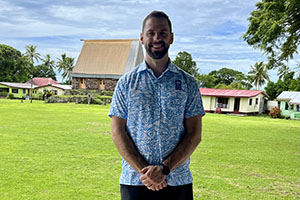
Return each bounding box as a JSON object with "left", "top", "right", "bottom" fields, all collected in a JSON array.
[{"left": 140, "top": 165, "right": 167, "bottom": 191}]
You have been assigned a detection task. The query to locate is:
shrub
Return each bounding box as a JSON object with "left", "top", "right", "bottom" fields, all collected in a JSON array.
[
  {"left": 0, "top": 92, "right": 8, "bottom": 97},
  {"left": 269, "top": 107, "right": 281, "bottom": 118},
  {"left": 7, "top": 93, "right": 14, "bottom": 99},
  {"left": 214, "top": 107, "right": 222, "bottom": 114}
]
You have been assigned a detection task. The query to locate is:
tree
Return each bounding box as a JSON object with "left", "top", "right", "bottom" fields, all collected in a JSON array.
[
  {"left": 197, "top": 74, "right": 217, "bottom": 88},
  {"left": 248, "top": 62, "right": 270, "bottom": 89},
  {"left": 208, "top": 68, "right": 249, "bottom": 87},
  {"left": 173, "top": 51, "right": 200, "bottom": 78},
  {"left": 25, "top": 45, "right": 41, "bottom": 65},
  {"left": 277, "top": 64, "right": 290, "bottom": 79},
  {"left": 294, "top": 62, "right": 300, "bottom": 78},
  {"left": 264, "top": 81, "right": 278, "bottom": 100},
  {"left": 57, "top": 53, "right": 75, "bottom": 84},
  {"left": 265, "top": 71, "right": 300, "bottom": 100},
  {"left": 41, "top": 54, "right": 55, "bottom": 71},
  {"left": 243, "top": 0, "right": 300, "bottom": 70},
  {"left": 0, "top": 44, "right": 29, "bottom": 82},
  {"left": 31, "top": 64, "right": 57, "bottom": 80}
]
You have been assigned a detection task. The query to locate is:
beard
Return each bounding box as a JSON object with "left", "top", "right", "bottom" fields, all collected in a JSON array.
[{"left": 145, "top": 41, "right": 169, "bottom": 59}]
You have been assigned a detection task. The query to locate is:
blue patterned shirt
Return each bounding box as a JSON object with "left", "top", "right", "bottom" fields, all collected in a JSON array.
[{"left": 109, "top": 61, "right": 205, "bottom": 186}]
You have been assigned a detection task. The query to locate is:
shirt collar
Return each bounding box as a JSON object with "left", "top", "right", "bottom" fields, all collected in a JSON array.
[{"left": 137, "top": 60, "right": 180, "bottom": 74}]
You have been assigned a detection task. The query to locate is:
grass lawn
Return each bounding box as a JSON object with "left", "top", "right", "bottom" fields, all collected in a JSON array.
[{"left": 0, "top": 99, "right": 299, "bottom": 199}]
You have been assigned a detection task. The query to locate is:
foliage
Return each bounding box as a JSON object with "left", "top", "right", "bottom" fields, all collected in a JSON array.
[
  {"left": 0, "top": 91, "right": 8, "bottom": 97},
  {"left": 264, "top": 81, "right": 278, "bottom": 100},
  {"left": 31, "top": 64, "right": 57, "bottom": 80},
  {"left": 0, "top": 100, "right": 299, "bottom": 199},
  {"left": 0, "top": 44, "right": 29, "bottom": 82},
  {"left": 64, "top": 89, "right": 114, "bottom": 96},
  {"left": 6, "top": 93, "right": 14, "bottom": 99},
  {"left": 25, "top": 45, "right": 41, "bottom": 65},
  {"left": 248, "top": 61, "right": 270, "bottom": 89},
  {"left": 45, "top": 95, "right": 112, "bottom": 105},
  {"left": 42, "top": 54, "right": 55, "bottom": 71},
  {"left": 214, "top": 82, "right": 250, "bottom": 90},
  {"left": 243, "top": 0, "right": 300, "bottom": 70},
  {"left": 0, "top": 44, "right": 59, "bottom": 82},
  {"left": 173, "top": 51, "right": 200, "bottom": 78},
  {"left": 43, "top": 89, "right": 55, "bottom": 98},
  {"left": 265, "top": 71, "right": 300, "bottom": 100},
  {"left": 208, "top": 68, "right": 252, "bottom": 89},
  {"left": 197, "top": 74, "right": 217, "bottom": 88},
  {"left": 269, "top": 107, "right": 282, "bottom": 118},
  {"left": 57, "top": 53, "right": 75, "bottom": 82},
  {"left": 214, "top": 107, "right": 222, "bottom": 114}
]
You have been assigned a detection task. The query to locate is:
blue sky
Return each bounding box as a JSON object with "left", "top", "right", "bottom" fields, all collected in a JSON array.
[{"left": 1, "top": 0, "right": 299, "bottom": 84}]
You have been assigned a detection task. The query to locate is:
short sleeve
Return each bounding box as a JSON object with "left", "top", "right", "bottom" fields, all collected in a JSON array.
[
  {"left": 108, "top": 78, "right": 128, "bottom": 119},
  {"left": 184, "top": 79, "right": 206, "bottom": 119}
]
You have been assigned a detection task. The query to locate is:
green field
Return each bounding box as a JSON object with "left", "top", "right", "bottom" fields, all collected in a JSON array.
[{"left": 0, "top": 99, "right": 299, "bottom": 199}]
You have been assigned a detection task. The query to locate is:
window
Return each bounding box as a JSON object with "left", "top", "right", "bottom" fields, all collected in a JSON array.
[
  {"left": 285, "top": 102, "right": 289, "bottom": 110},
  {"left": 23, "top": 89, "right": 26, "bottom": 93},
  {"left": 216, "top": 97, "right": 229, "bottom": 109},
  {"left": 255, "top": 98, "right": 259, "bottom": 105},
  {"left": 98, "top": 79, "right": 105, "bottom": 90},
  {"left": 0, "top": 88, "right": 9, "bottom": 93},
  {"left": 51, "top": 90, "right": 58, "bottom": 95},
  {"left": 249, "top": 99, "right": 252, "bottom": 106},
  {"left": 297, "top": 105, "right": 300, "bottom": 112},
  {"left": 12, "top": 89, "right": 18, "bottom": 93},
  {"left": 80, "top": 78, "right": 86, "bottom": 89}
]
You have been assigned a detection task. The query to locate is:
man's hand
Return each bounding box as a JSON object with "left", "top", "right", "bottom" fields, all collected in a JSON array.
[{"left": 140, "top": 165, "right": 167, "bottom": 191}]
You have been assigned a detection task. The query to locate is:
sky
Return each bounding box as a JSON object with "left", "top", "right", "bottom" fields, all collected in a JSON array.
[{"left": 1, "top": 0, "right": 299, "bottom": 84}]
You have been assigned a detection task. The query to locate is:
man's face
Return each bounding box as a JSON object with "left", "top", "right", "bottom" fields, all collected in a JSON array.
[{"left": 141, "top": 17, "right": 173, "bottom": 60}]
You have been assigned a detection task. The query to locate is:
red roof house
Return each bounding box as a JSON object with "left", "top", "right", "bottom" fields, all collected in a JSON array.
[
  {"left": 26, "top": 78, "right": 59, "bottom": 87},
  {"left": 199, "top": 88, "right": 269, "bottom": 114}
]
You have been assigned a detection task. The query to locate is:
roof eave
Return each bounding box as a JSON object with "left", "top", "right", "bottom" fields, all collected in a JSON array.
[{"left": 71, "top": 73, "right": 121, "bottom": 79}]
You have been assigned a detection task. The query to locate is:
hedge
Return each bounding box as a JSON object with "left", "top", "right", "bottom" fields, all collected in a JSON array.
[{"left": 45, "top": 94, "right": 112, "bottom": 105}]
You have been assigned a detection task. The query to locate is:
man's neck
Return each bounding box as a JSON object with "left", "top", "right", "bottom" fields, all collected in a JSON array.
[{"left": 145, "top": 55, "right": 169, "bottom": 78}]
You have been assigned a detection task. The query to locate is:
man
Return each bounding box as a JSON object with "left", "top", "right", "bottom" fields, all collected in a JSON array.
[{"left": 109, "top": 10, "right": 205, "bottom": 200}]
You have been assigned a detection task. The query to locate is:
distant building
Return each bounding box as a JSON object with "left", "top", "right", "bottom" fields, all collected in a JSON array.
[
  {"left": 0, "top": 78, "right": 71, "bottom": 98},
  {"left": 71, "top": 39, "right": 144, "bottom": 91},
  {"left": 276, "top": 91, "right": 300, "bottom": 120},
  {"left": 200, "top": 88, "right": 269, "bottom": 114},
  {"left": 26, "top": 77, "right": 59, "bottom": 86},
  {"left": 0, "top": 82, "right": 38, "bottom": 98}
]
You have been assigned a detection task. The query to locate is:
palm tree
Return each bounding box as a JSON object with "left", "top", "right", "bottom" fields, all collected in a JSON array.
[
  {"left": 25, "top": 45, "right": 41, "bottom": 65},
  {"left": 57, "top": 53, "right": 75, "bottom": 82},
  {"left": 277, "top": 64, "right": 290, "bottom": 80},
  {"left": 41, "top": 54, "right": 55, "bottom": 71},
  {"left": 248, "top": 61, "right": 270, "bottom": 90},
  {"left": 294, "top": 61, "right": 300, "bottom": 78}
]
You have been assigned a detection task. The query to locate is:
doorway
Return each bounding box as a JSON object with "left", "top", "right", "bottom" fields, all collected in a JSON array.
[{"left": 234, "top": 98, "right": 240, "bottom": 113}]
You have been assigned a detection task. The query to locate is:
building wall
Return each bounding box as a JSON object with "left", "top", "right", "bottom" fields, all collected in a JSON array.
[
  {"left": 267, "top": 101, "right": 279, "bottom": 111},
  {"left": 0, "top": 84, "right": 38, "bottom": 98},
  {"left": 202, "top": 93, "right": 266, "bottom": 114},
  {"left": 72, "top": 77, "right": 118, "bottom": 91},
  {"left": 280, "top": 101, "right": 300, "bottom": 119},
  {"left": 201, "top": 96, "right": 211, "bottom": 111},
  {"left": 202, "top": 96, "right": 234, "bottom": 112},
  {"left": 239, "top": 94, "right": 265, "bottom": 113},
  {"left": 37, "top": 86, "right": 65, "bottom": 96}
]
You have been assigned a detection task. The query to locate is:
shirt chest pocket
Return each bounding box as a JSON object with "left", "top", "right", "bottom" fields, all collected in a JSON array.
[{"left": 162, "top": 90, "right": 187, "bottom": 116}]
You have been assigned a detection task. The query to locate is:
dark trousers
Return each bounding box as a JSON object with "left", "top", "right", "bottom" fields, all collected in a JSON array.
[{"left": 120, "top": 183, "right": 193, "bottom": 200}]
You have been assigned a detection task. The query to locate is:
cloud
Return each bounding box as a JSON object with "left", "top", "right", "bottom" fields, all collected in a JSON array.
[{"left": 2, "top": 0, "right": 293, "bottom": 84}]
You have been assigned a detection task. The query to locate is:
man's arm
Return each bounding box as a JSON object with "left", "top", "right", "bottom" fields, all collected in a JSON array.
[
  {"left": 162, "top": 115, "right": 202, "bottom": 170},
  {"left": 111, "top": 116, "right": 148, "bottom": 172}
]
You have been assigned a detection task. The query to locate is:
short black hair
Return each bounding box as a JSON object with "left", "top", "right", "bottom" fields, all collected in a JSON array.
[{"left": 142, "top": 11, "right": 172, "bottom": 33}]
